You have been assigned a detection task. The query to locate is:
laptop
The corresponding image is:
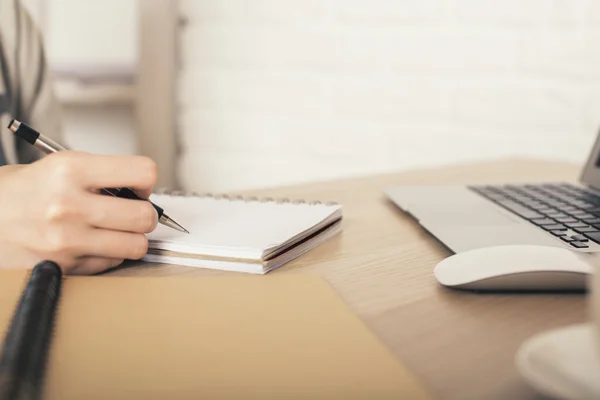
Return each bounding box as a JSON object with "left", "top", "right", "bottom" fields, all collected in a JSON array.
[{"left": 385, "top": 132, "right": 600, "bottom": 254}]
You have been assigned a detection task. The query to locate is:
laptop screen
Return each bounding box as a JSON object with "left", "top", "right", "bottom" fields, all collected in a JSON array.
[{"left": 580, "top": 129, "right": 600, "bottom": 189}]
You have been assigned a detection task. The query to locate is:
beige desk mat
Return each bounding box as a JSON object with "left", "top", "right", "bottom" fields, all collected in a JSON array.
[{"left": 0, "top": 269, "right": 429, "bottom": 399}]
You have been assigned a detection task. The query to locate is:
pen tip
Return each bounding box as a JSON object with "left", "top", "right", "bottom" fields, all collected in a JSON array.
[
  {"left": 177, "top": 223, "right": 190, "bottom": 234},
  {"left": 160, "top": 215, "right": 189, "bottom": 234}
]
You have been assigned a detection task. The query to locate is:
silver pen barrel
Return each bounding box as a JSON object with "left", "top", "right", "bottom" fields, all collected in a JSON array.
[
  {"left": 8, "top": 120, "right": 66, "bottom": 154},
  {"left": 35, "top": 135, "right": 68, "bottom": 154}
]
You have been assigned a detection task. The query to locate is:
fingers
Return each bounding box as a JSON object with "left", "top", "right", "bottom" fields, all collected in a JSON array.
[
  {"left": 32, "top": 152, "right": 156, "bottom": 264},
  {"left": 69, "top": 257, "right": 124, "bottom": 275},
  {"left": 84, "top": 193, "right": 158, "bottom": 233},
  {"left": 81, "top": 229, "right": 149, "bottom": 261},
  {"left": 41, "top": 228, "right": 145, "bottom": 273},
  {"left": 44, "top": 152, "right": 157, "bottom": 193},
  {"left": 82, "top": 154, "right": 157, "bottom": 191},
  {"left": 132, "top": 188, "right": 153, "bottom": 200}
]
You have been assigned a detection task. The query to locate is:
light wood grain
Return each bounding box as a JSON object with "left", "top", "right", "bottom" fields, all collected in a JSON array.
[{"left": 113, "top": 158, "right": 590, "bottom": 399}]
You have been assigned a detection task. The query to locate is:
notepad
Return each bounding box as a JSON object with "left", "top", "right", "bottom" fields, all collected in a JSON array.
[
  {"left": 0, "top": 270, "right": 431, "bottom": 400},
  {"left": 143, "top": 192, "right": 343, "bottom": 274}
]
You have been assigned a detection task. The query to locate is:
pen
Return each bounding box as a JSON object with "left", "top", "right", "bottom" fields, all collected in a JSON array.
[
  {"left": 0, "top": 260, "right": 62, "bottom": 400},
  {"left": 8, "top": 119, "right": 189, "bottom": 234}
]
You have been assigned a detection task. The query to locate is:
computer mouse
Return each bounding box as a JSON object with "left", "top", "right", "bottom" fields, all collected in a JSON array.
[{"left": 434, "top": 245, "right": 594, "bottom": 291}]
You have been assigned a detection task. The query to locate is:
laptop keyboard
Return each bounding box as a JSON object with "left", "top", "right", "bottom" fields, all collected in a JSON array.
[{"left": 469, "top": 183, "right": 600, "bottom": 249}]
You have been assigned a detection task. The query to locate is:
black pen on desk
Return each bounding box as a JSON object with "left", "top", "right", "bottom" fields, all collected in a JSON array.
[
  {"left": 8, "top": 119, "right": 189, "bottom": 234},
  {"left": 0, "top": 261, "right": 62, "bottom": 400}
]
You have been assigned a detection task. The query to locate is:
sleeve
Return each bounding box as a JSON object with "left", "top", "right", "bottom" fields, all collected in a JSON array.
[{"left": 13, "top": 0, "right": 63, "bottom": 164}]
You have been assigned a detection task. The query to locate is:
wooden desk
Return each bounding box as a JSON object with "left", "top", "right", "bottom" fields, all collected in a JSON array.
[{"left": 116, "top": 158, "right": 589, "bottom": 400}]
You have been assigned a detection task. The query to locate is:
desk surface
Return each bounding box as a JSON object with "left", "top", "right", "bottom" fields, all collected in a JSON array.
[{"left": 117, "top": 158, "right": 589, "bottom": 400}]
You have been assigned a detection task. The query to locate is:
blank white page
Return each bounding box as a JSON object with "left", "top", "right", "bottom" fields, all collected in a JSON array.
[{"left": 146, "top": 194, "right": 342, "bottom": 260}]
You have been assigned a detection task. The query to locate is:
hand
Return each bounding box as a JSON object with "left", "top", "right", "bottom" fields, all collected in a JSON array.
[{"left": 0, "top": 151, "right": 159, "bottom": 275}]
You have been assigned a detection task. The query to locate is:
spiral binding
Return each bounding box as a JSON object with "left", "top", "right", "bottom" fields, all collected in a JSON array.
[{"left": 153, "top": 188, "right": 338, "bottom": 206}]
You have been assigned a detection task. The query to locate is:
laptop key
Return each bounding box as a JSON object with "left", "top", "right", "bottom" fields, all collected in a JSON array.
[
  {"left": 575, "top": 226, "right": 600, "bottom": 233},
  {"left": 583, "top": 231, "right": 600, "bottom": 243},
  {"left": 550, "top": 230, "right": 568, "bottom": 236},
  {"left": 526, "top": 203, "right": 547, "bottom": 210},
  {"left": 528, "top": 215, "right": 547, "bottom": 220},
  {"left": 532, "top": 218, "right": 557, "bottom": 225},
  {"left": 570, "top": 241, "right": 590, "bottom": 249},
  {"left": 495, "top": 200, "right": 543, "bottom": 220},
  {"left": 562, "top": 206, "right": 580, "bottom": 213},
  {"left": 565, "top": 222, "right": 588, "bottom": 228},
  {"left": 578, "top": 213, "right": 596, "bottom": 219},
  {"left": 537, "top": 207, "right": 555, "bottom": 213},
  {"left": 582, "top": 218, "right": 600, "bottom": 224},
  {"left": 554, "top": 217, "right": 578, "bottom": 223},
  {"left": 578, "top": 203, "right": 597, "bottom": 210},
  {"left": 560, "top": 236, "right": 576, "bottom": 242},
  {"left": 571, "top": 235, "right": 589, "bottom": 242},
  {"left": 548, "top": 202, "right": 569, "bottom": 208},
  {"left": 541, "top": 224, "right": 567, "bottom": 231}
]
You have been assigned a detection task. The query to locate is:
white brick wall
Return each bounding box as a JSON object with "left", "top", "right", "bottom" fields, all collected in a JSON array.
[{"left": 177, "top": 0, "right": 600, "bottom": 193}]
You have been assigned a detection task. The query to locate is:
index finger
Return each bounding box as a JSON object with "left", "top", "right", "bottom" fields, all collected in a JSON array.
[{"left": 75, "top": 153, "right": 158, "bottom": 191}]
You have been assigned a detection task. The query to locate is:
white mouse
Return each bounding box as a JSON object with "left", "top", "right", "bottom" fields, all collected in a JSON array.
[{"left": 434, "top": 245, "right": 594, "bottom": 291}]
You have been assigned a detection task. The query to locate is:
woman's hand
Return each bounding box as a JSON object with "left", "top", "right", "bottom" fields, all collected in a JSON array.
[{"left": 0, "top": 151, "right": 159, "bottom": 275}]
